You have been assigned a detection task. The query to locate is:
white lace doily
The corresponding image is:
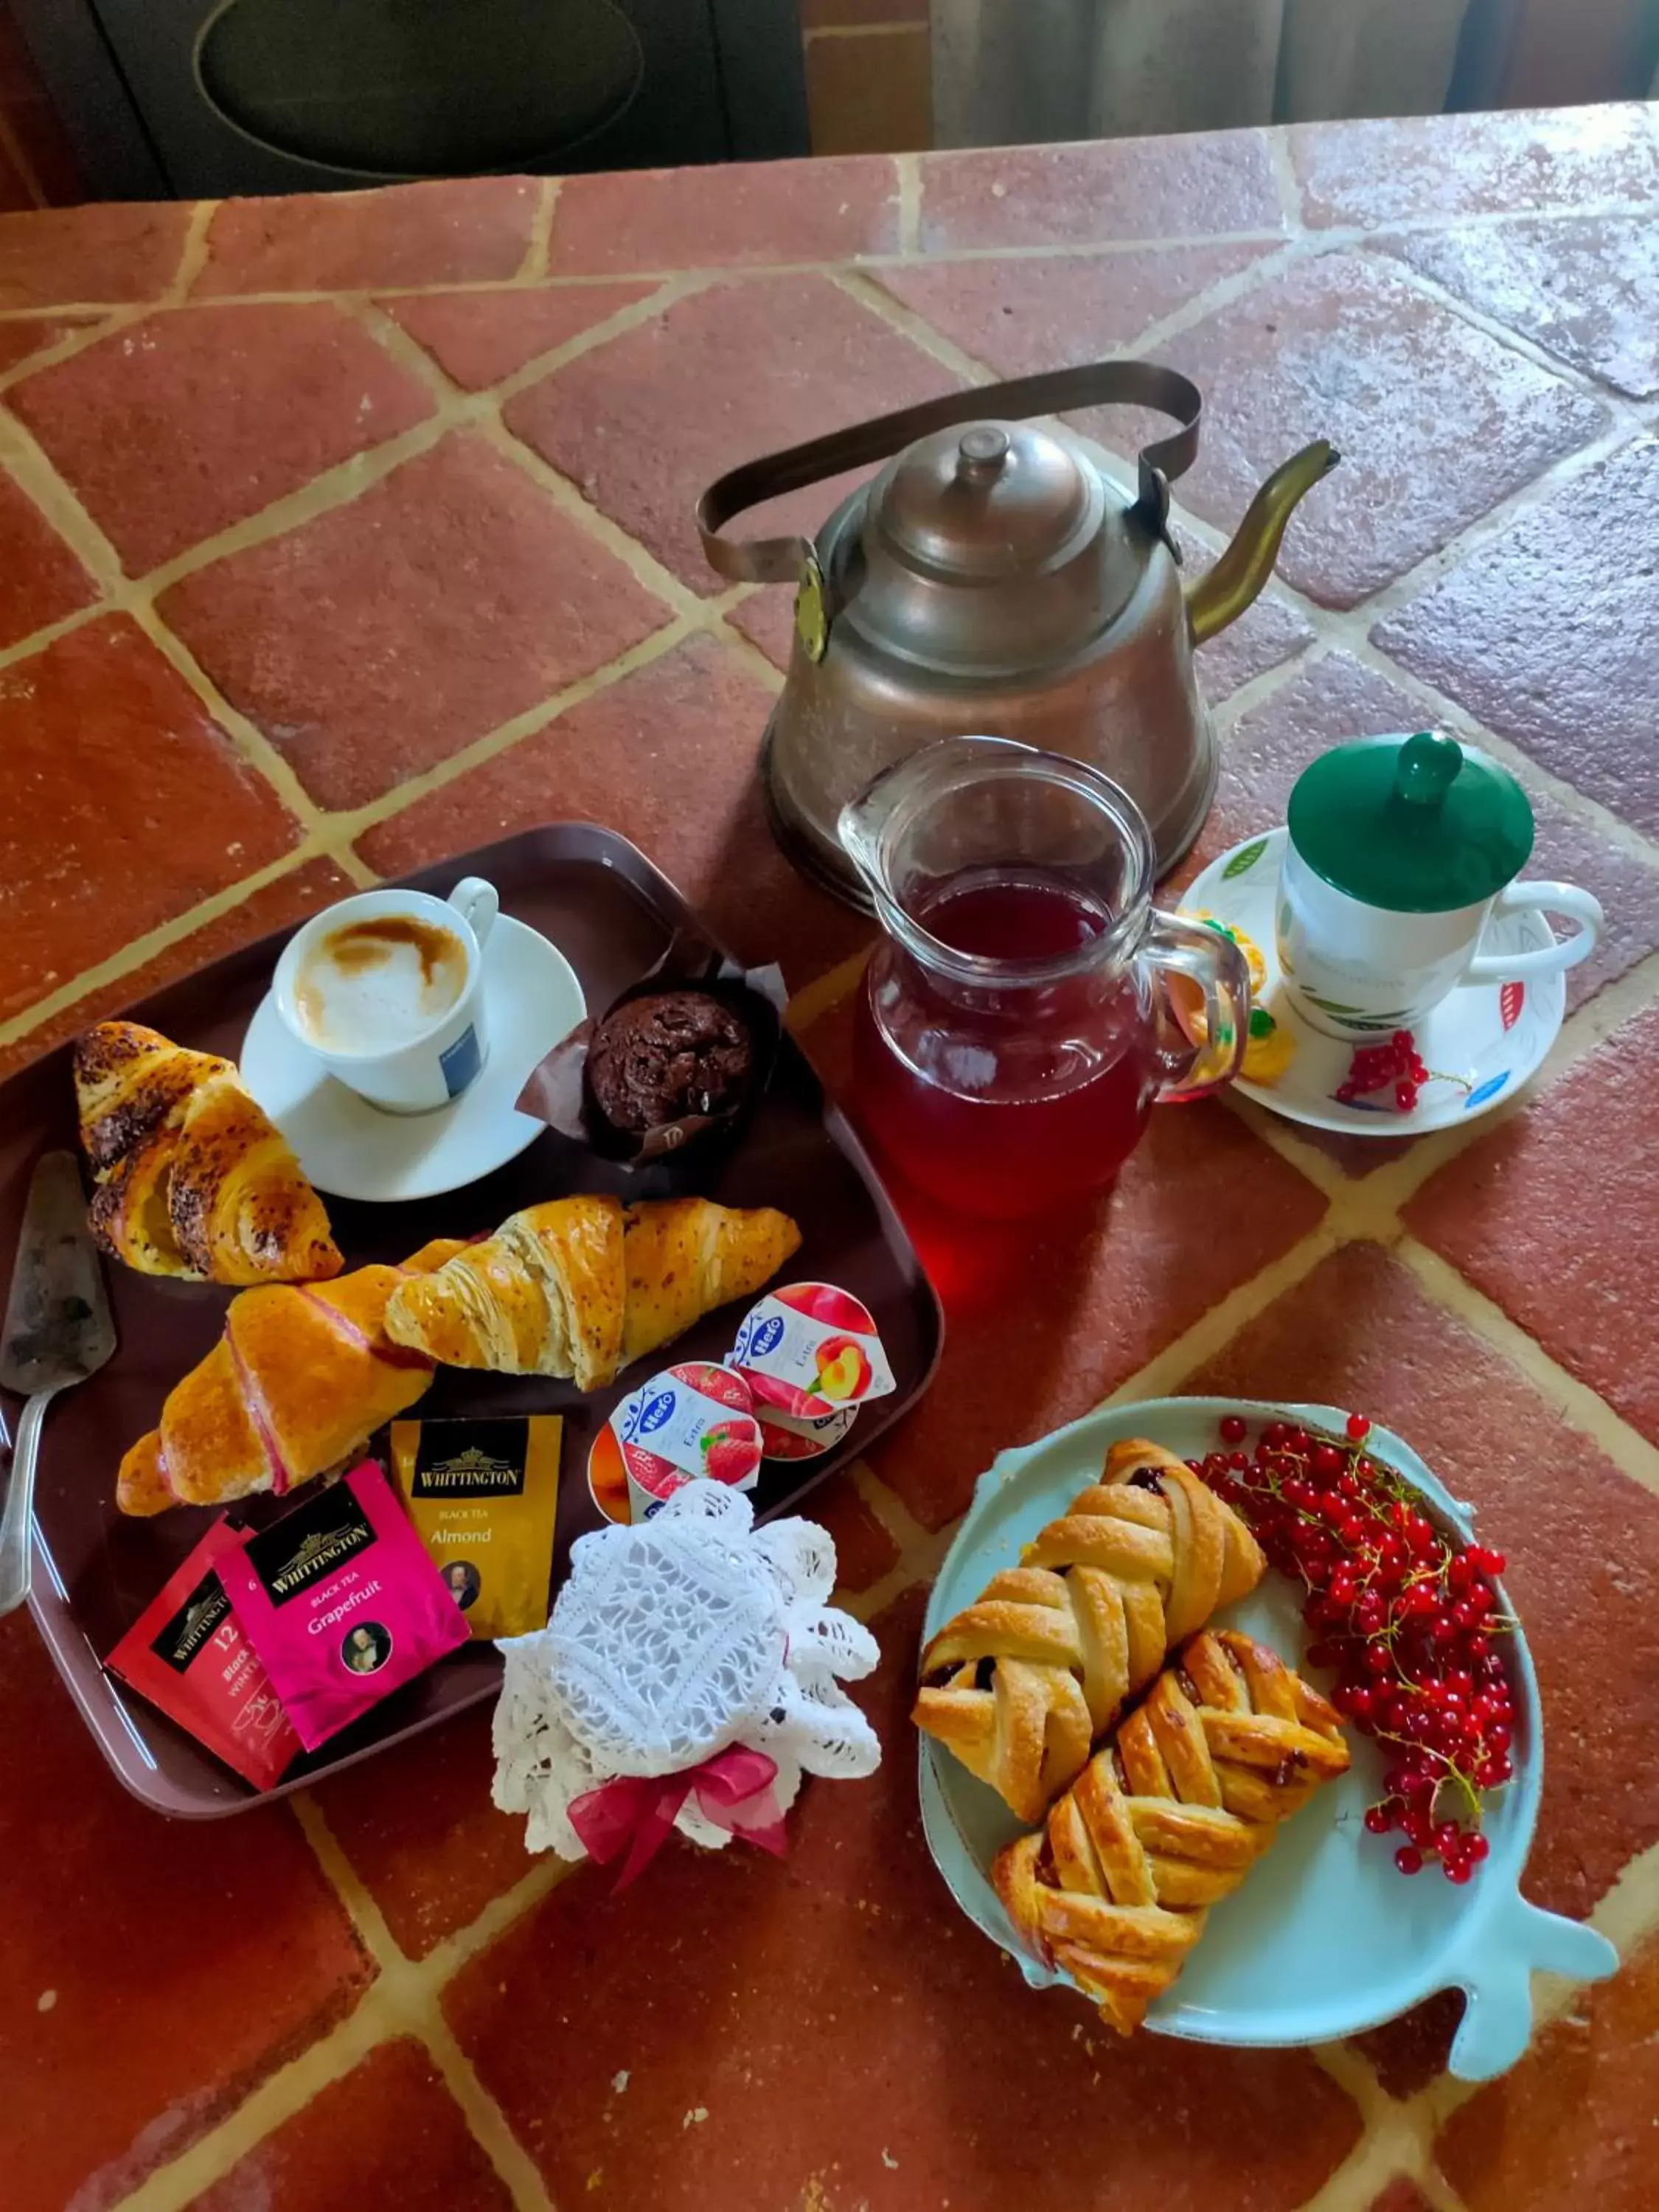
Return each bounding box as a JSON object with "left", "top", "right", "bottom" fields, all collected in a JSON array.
[{"left": 493, "top": 1484, "right": 881, "bottom": 1860}]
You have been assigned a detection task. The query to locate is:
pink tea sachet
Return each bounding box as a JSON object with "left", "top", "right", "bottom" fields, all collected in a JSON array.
[
  {"left": 215, "top": 1461, "right": 468, "bottom": 1752},
  {"left": 105, "top": 1520, "right": 302, "bottom": 1790}
]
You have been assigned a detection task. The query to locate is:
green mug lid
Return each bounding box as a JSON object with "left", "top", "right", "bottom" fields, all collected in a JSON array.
[{"left": 1287, "top": 731, "right": 1534, "bottom": 913}]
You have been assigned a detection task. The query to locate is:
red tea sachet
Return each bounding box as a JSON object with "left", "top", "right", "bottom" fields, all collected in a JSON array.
[
  {"left": 105, "top": 1520, "right": 302, "bottom": 1790},
  {"left": 215, "top": 1461, "right": 468, "bottom": 1752}
]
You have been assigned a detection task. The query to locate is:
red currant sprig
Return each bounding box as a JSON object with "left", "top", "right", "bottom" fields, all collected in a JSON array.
[
  {"left": 1336, "top": 1029, "right": 1430, "bottom": 1113},
  {"left": 1192, "top": 1412, "right": 1514, "bottom": 1883}
]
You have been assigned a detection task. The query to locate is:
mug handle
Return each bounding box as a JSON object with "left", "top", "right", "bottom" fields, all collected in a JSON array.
[
  {"left": 1465, "top": 881, "right": 1602, "bottom": 984},
  {"left": 448, "top": 876, "right": 499, "bottom": 949},
  {"left": 1144, "top": 911, "right": 1251, "bottom": 1103}
]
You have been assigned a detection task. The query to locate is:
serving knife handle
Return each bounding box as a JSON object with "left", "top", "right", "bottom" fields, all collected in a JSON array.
[{"left": 0, "top": 1385, "right": 59, "bottom": 1615}]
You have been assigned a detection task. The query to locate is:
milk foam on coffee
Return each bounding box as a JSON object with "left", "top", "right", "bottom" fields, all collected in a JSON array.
[{"left": 295, "top": 913, "right": 467, "bottom": 1054}]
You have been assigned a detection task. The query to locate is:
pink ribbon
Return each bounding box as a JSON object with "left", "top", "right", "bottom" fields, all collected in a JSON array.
[{"left": 568, "top": 1746, "right": 789, "bottom": 1891}]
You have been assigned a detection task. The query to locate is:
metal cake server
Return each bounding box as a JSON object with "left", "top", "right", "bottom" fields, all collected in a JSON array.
[{"left": 0, "top": 1150, "right": 116, "bottom": 1614}]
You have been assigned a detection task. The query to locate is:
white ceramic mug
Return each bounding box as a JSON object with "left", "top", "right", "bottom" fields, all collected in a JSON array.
[
  {"left": 274, "top": 878, "right": 499, "bottom": 1111},
  {"left": 1276, "top": 843, "right": 1601, "bottom": 1038}
]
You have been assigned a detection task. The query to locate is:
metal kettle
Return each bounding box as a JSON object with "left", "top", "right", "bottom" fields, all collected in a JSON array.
[{"left": 698, "top": 361, "right": 1337, "bottom": 909}]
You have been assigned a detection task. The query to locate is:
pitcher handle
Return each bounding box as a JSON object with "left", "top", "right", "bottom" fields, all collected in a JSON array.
[{"left": 1144, "top": 910, "right": 1251, "bottom": 1104}]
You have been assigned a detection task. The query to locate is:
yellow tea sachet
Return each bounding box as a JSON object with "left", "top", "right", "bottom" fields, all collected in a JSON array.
[{"left": 389, "top": 1415, "right": 563, "bottom": 1639}]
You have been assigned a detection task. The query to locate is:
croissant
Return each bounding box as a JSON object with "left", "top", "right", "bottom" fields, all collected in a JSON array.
[
  {"left": 383, "top": 1194, "right": 801, "bottom": 1391},
  {"left": 914, "top": 1441, "right": 1265, "bottom": 1822},
  {"left": 75, "top": 1020, "right": 341, "bottom": 1284},
  {"left": 994, "top": 1630, "right": 1350, "bottom": 2034},
  {"left": 116, "top": 1239, "right": 465, "bottom": 1516}
]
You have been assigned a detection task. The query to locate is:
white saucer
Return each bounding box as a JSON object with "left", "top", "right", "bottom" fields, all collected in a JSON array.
[
  {"left": 1181, "top": 829, "right": 1565, "bottom": 1138},
  {"left": 240, "top": 915, "right": 586, "bottom": 1201}
]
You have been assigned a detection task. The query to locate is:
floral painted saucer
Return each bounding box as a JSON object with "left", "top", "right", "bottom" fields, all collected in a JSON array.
[{"left": 1180, "top": 829, "right": 1564, "bottom": 1137}]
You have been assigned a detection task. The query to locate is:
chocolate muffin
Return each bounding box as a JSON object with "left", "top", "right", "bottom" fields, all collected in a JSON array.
[{"left": 586, "top": 990, "right": 754, "bottom": 1133}]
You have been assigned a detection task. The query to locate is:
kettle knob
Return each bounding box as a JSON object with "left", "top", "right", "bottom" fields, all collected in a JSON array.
[{"left": 956, "top": 426, "right": 1011, "bottom": 484}]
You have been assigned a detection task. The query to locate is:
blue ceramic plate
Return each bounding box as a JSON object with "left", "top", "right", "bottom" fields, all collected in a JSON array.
[{"left": 918, "top": 1397, "right": 1615, "bottom": 2080}]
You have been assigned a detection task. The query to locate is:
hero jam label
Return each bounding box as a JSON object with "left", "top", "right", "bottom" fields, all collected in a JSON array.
[
  {"left": 246, "top": 1482, "right": 376, "bottom": 1607},
  {"left": 150, "top": 1571, "right": 233, "bottom": 1675},
  {"left": 410, "top": 1420, "right": 529, "bottom": 1500}
]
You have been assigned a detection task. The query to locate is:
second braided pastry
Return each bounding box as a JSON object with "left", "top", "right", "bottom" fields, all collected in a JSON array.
[
  {"left": 993, "top": 1630, "right": 1350, "bottom": 2034},
  {"left": 914, "top": 1440, "right": 1265, "bottom": 1821}
]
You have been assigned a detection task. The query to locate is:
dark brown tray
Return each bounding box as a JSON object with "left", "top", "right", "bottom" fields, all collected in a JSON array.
[{"left": 0, "top": 825, "right": 942, "bottom": 1818}]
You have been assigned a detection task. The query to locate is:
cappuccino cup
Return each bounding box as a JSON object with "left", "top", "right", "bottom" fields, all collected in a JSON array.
[{"left": 274, "top": 878, "right": 499, "bottom": 1111}]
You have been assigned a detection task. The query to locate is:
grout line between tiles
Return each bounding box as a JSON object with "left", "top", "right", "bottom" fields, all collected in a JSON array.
[
  {"left": 1264, "top": 125, "right": 1307, "bottom": 232},
  {"left": 1289, "top": 2042, "right": 1443, "bottom": 2212},
  {"left": 168, "top": 200, "right": 218, "bottom": 304},
  {"left": 521, "top": 177, "right": 559, "bottom": 281},
  {"left": 894, "top": 152, "right": 921, "bottom": 254}
]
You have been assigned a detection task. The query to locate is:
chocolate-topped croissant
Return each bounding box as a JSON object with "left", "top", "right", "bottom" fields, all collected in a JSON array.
[
  {"left": 75, "top": 1020, "right": 341, "bottom": 1284},
  {"left": 914, "top": 1441, "right": 1265, "bottom": 1822}
]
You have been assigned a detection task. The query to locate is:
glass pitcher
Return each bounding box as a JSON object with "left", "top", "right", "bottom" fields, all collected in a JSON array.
[{"left": 838, "top": 737, "right": 1250, "bottom": 1220}]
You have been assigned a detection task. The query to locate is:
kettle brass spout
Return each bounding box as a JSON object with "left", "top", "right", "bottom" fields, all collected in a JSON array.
[{"left": 1186, "top": 440, "right": 1340, "bottom": 645}]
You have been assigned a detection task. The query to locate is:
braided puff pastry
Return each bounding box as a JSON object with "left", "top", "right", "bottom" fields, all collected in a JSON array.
[
  {"left": 994, "top": 1630, "right": 1349, "bottom": 2034},
  {"left": 914, "top": 1441, "right": 1265, "bottom": 1822}
]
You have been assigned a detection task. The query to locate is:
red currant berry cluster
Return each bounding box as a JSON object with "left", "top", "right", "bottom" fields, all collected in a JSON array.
[
  {"left": 1191, "top": 1412, "right": 1514, "bottom": 1882},
  {"left": 1335, "top": 1029, "right": 1430, "bottom": 1113}
]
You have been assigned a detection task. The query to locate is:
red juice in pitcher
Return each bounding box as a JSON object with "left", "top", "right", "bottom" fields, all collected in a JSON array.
[{"left": 852, "top": 870, "right": 1159, "bottom": 1219}]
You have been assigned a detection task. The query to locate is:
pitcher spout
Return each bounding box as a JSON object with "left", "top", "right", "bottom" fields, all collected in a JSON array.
[{"left": 1185, "top": 439, "right": 1340, "bottom": 646}]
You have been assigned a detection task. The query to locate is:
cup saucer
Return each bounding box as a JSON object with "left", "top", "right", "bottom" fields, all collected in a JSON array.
[
  {"left": 240, "top": 914, "right": 586, "bottom": 1200},
  {"left": 1180, "top": 828, "right": 1565, "bottom": 1138}
]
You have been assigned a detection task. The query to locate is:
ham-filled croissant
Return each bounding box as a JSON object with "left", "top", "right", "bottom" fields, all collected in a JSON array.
[
  {"left": 116, "top": 1240, "right": 463, "bottom": 1516},
  {"left": 383, "top": 1194, "right": 801, "bottom": 1390},
  {"left": 75, "top": 1020, "right": 340, "bottom": 1284}
]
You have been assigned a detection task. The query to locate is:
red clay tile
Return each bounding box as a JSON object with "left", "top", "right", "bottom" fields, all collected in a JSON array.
[
  {"left": 919, "top": 133, "right": 1286, "bottom": 251},
  {"left": 1156, "top": 252, "right": 1607, "bottom": 610},
  {"left": 806, "top": 1464, "right": 902, "bottom": 1593},
  {"left": 1292, "top": 103, "right": 1659, "bottom": 230},
  {"left": 504, "top": 274, "right": 956, "bottom": 591},
  {"left": 445, "top": 1586, "right": 1363, "bottom": 2212},
  {"left": 1374, "top": 437, "right": 1659, "bottom": 836},
  {"left": 1436, "top": 1931, "right": 1659, "bottom": 2212},
  {"left": 1194, "top": 1241, "right": 1659, "bottom": 1921},
  {"left": 0, "top": 463, "right": 96, "bottom": 647},
  {"left": 874, "top": 242, "right": 1276, "bottom": 375},
  {"left": 0, "top": 616, "right": 300, "bottom": 1022},
  {"left": 1354, "top": 1988, "right": 1467, "bottom": 2100},
  {"left": 855, "top": 1099, "right": 1326, "bottom": 1531},
  {"left": 0, "top": 1611, "right": 372, "bottom": 2212},
  {"left": 380, "top": 279, "right": 659, "bottom": 390},
  {"left": 1367, "top": 2184, "right": 1436, "bottom": 2212},
  {"left": 1405, "top": 1004, "right": 1659, "bottom": 1451},
  {"left": 198, "top": 179, "right": 540, "bottom": 296},
  {"left": 159, "top": 432, "right": 669, "bottom": 811},
  {"left": 1380, "top": 215, "right": 1659, "bottom": 403},
  {"left": 0, "top": 313, "right": 100, "bottom": 373},
  {"left": 188, "top": 2038, "right": 513, "bottom": 2212},
  {"left": 0, "top": 201, "right": 191, "bottom": 308},
  {"left": 8, "top": 302, "right": 434, "bottom": 572},
  {"left": 0, "top": 860, "right": 355, "bottom": 1082},
  {"left": 311, "top": 1705, "right": 530, "bottom": 1961},
  {"left": 552, "top": 154, "right": 900, "bottom": 276},
  {"left": 725, "top": 584, "right": 799, "bottom": 672},
  {"left": 356, "top": 633, "right": 873, "bottom": 988},
  {"left": 1189, "top": 651, "right": 1659, "bottom": 1015}
]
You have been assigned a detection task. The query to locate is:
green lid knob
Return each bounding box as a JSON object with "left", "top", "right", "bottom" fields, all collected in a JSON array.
[
  {"left": 1394, "top": 730, "right": 1462, "bottom": 807},
  {"left": 1288, "top": 731, "right": 1534, "bottom": 914}
]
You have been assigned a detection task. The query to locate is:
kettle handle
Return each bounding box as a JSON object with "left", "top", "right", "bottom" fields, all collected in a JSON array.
[{"left": 697, "top": 360, "right": 1203, "bottom": 587}]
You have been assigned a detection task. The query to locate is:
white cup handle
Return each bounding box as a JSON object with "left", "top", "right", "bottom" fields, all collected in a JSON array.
[
  {"left": 447, "top": 876, "right": 498, "bottom": 950},
  {"left": 1465, "top": 880, "right": 1602, "bottom": 984}
]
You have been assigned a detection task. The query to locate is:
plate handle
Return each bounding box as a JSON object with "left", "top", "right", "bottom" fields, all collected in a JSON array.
[{"left": 1445, "top": 1894, "right": 1618, "bottom": 2081}]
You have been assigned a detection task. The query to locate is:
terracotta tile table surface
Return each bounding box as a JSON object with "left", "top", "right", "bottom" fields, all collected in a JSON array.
[{"left": 1, "top": 103, "right": 1657, "bottom": 2212}]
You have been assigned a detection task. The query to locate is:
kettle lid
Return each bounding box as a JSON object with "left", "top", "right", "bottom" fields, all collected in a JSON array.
[
  {"left": 1287, "top": 731, "right": 1535, "bottom": 913},
  {"left": 872, "top": 420, "right": 1104, "bottom": 579}
]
